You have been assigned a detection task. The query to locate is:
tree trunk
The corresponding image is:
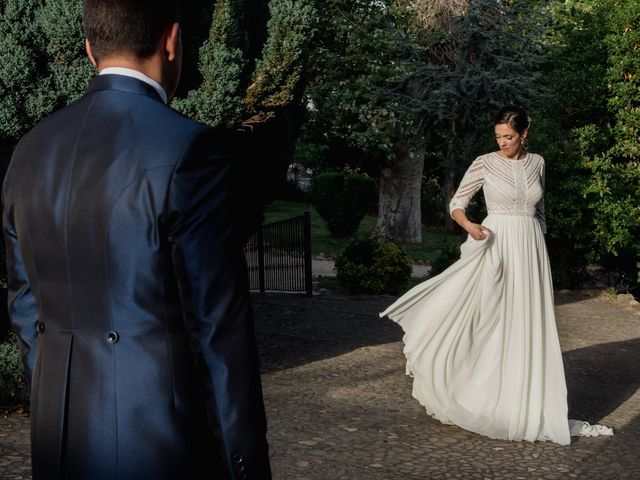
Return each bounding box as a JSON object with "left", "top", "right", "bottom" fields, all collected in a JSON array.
[{"left": 375, "top": 138, "right": 425, "bottom": 244}]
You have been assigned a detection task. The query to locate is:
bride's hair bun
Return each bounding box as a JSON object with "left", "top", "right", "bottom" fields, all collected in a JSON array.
[{"left": 494, "top": 105, "right": 531, "bottom": 134}]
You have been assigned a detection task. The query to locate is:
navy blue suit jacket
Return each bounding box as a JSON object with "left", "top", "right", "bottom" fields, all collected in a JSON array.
[{"left": 3, "top": 74, "right": 271, "bottom": 479}]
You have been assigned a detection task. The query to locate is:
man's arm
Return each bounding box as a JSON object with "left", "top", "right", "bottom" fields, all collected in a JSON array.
[
  {"left": 167, "top": 127, "right": 271, "bottom": 480},
  {"left": 2, "top": 163, "right": 39, "bottom": 384}
]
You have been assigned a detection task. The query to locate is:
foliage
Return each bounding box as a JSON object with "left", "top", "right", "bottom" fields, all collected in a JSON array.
[
  {"left": 173, "top": 0, "right": 317, "bottom": 239},
  {"left": 335, "top": 237, "right": 412, "bottom": 295},
  {"left": 0, "top": 334, "right": 29, "bottom": 405},
  {"left": 172, "top": 0, "right": 247, "bottom": 127},
  {"left": 539, "top": 0, "right": 640, "bottom": 291},
  {"left": 302, "top": 0, "right": 416, "bottom": 166},
  {"left": 311, "top": 172, "right": 377, "bottom": 237},
  {"left": 303, "top": 0, "right": 552, "bottom": 240},
  {"left": 174, "top": 0, "right": 317, "bottom": 127},
  {"left": 421, "top": 176, "right": 447, "bottom": 228},
  {"left": 406, "top": 0, "right": 551, "bottom": 227},
  {"left": 0, "top": 0, "right": 93, "bottom": 149},
  {"left": 244, "top": 0, "right": 317, "bottom": 113},
  {"left": 425, "top": 238, "right": 462, "bottom": 279}
]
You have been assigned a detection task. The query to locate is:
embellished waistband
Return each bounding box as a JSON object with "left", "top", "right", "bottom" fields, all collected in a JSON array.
[{"left": 486, "top": 210, "right": 535, "bottom": 217}]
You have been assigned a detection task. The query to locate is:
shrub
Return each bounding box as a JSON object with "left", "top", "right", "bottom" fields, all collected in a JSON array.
[
  {"left": 311, "top": 172, "right": 377, "bottom": 237},
  {"left": 426, "top": 238, "right": 461, "bottom": 279},
  {"left": 335, "top": 237, "right": 412, "bottom": 294},
  {"left": 421, "top": 176, "right": 447, "bottom": 228},
  {"left": 0, "top": 289, "right": 9, "bottom": 344},
  {"left": 0, "top": 334, "right": 29, "bottom": 405}
]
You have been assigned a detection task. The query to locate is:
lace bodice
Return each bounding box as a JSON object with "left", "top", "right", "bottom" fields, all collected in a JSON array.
[{"left": 449, "top": 152, "right": 547, "bottom": 233}]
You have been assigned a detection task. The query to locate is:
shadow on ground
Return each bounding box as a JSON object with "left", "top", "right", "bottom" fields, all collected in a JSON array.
[
  {"left": 565, "top": 337, "right": 640, "bottom": 424},
  {"left": 253, "top": 291, "right": 640, "bottom": 429},
  {"left": 252, "top": 293, "right": 401, "bottom": 373}
]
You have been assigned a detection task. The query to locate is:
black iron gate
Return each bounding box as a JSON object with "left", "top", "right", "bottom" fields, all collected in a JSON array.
[{"left": 244, "top": 212, "right": 313, "bottom": 295}]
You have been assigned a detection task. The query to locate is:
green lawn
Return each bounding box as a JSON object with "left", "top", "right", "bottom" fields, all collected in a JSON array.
[{"left": 263, "top": 200, "right": 460, "bottom": 264}]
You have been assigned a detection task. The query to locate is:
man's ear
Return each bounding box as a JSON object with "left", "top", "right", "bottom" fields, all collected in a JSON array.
[
  {"left": 85, "top": 39, "right": 98, "bottom": 67},
  {"left": 164, "top": 23, "right": 181, "bottom": 62}
]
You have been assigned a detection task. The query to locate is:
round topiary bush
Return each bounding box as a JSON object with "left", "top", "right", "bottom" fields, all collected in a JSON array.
[
  {"left": 311, "top": 172, "right": 377, "bottom": 237},
  {"left": 335, "top": 237, "right": 412, "bottom": 294}
]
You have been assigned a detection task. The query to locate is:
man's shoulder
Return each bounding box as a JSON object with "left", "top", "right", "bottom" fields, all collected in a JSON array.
[{"left": 20, "top": 89, "right": 207, "bottom": 150}]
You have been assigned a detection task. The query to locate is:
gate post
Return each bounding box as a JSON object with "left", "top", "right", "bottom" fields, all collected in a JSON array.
[{"left": 257, "top": 224, "right": 266, "bottom": 293}]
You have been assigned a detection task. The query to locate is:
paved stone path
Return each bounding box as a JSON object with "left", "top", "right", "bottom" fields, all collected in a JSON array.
[{"left": 1, "top": 289, "right": 639, "bottom": 479}]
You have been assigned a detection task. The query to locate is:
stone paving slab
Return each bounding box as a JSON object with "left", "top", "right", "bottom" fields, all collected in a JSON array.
[{"left": 1, "top": 289, "right": 639, "bottom": 479}]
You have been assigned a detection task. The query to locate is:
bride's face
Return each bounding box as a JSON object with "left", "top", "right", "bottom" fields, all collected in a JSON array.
[{"left": 495, "top": 123, "right": 527, "bottom": 159}]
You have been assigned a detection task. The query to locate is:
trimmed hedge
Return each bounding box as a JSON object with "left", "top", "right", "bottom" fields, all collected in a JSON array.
[
  {"left": 311, "top": 172, "right": 377, "bottom": 237},
  {"left": 335, "top": 237, "right": 412, "bottom": 294}
]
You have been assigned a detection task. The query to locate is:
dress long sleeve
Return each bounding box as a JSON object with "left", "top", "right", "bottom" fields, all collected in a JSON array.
[
  {"left": 535, "top": 159, "right": 547, "bottom": 234},
  {"left": 449, "top": 157, "right": 485, "bottom": 217}
]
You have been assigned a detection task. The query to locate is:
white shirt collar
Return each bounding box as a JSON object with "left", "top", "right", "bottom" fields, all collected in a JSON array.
[{"left": 99, "top": 67, "right": 168, "bottom": 104}]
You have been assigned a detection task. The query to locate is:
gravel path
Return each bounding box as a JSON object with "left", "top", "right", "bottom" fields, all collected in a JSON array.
[{"left": 1, "top": 289, "right": 639, "bottom": 479}]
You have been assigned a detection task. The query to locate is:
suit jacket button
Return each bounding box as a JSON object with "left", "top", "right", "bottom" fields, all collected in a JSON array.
[
  {"left": 36, "top": 322, "right": 45, "bottom": 334},
  {"left": 232, "top": 453, "right": 243, "bottom": 464},
  {"left": 106, "top": 331, "right": 119, "bottom": 344}
]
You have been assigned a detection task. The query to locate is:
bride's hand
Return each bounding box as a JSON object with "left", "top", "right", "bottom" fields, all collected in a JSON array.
[{"left": 466, "top": 222, "right": 492, "bottom": 240}]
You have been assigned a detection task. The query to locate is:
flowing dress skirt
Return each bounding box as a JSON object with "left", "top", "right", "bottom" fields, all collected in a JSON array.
[{"left": 380, "top": 214, "right": 571, "bottom": 445}]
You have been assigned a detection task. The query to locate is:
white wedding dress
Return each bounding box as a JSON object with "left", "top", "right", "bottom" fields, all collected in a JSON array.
[{"left": 380, "top": 152, "right": 612, "bottom": 445}]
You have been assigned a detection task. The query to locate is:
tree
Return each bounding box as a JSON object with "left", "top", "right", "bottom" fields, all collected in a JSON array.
[
  {"left": 581, "top": 0, "right": 640, "bottom": 290},
  {"left": 0, "top": 0, "right": 318, "bottom": 237},
  {"left": 538, "top": 0, "right": 640, "bottom": 290},
  {"left": 303, "top": 0, "right": 551, "bottom": 242},
  {"left": 405, "top": 0, "right": 550, "bottom": 231},
  {"left": 0, "top": 0, "right": 93, "bottom": 156},
  {"left": 172, "top": 0, "right": 317, "bottom": 237},
  {"left": 303, "top": 0, "right": 427, "bottom": 242}
]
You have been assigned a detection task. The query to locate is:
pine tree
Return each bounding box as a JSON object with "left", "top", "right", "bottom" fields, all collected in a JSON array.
[
  {"left": 0, "top": 0, "right": 92, "bottom": 155},
  {"left": 174, "top": 0, "right": 317, "bottom": 128},
  {"left": 0, "top": 0, "right": 48, "bottom": 149},
  {"left": 407, "top": 0, "right": 549, "bottom": 232},
  {"left": 244, "top": 0, "right": 316, "bottom": 114},
  {"left": 39, "top": 0, "right": 95, "bottom": 105},
  {"left": 172, "top": 0, "right": 248, "bottom": 127},
  {"left": 173, "top": 0, "right": 317, "bottom": 237}
]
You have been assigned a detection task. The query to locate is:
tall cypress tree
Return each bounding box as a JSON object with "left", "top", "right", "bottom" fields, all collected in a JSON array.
[
  {"left": 174, "top": 0, "right": 317, "bottom": 236},
  {"left": 173, "top": 0, "right": 248, "bottom": 127},
  {"left": 0, "top": 0, "right": 92, "bottom": 155},
  {"left": 0, "top": 0, "right": 48, "bottom": 150},
  {"left": 175, "top": 0, "right": 316, "bottom": 127}
]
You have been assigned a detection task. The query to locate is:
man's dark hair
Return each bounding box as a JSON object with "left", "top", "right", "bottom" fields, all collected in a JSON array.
[{"left": 83, "top": 0, "right": 179, "bottom": 61}]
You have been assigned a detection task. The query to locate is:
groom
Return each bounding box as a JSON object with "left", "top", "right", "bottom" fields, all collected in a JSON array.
[{"left": 2, "top": 0, "right": 271, "bottom": 478}]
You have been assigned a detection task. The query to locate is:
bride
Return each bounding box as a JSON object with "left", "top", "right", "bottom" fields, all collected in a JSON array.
[{"left": 380, "top": 105, "right": 612, "bottom": 445}]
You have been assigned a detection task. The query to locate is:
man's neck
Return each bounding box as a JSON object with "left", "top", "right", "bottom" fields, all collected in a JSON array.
[
  {"left": 97, "top": 57, "right": 166, "bottom": 93},
  {"left": 97, "top": 57, "right": 168, "bottom": 104},
  {"left": 99, "top": 67, "right": 168, "bottom": 104}
]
